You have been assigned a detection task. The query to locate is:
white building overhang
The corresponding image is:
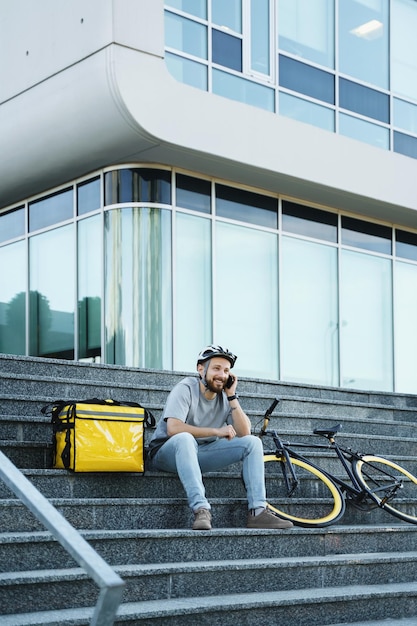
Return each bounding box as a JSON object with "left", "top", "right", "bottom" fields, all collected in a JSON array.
[{"left": 1, "top": 20, "right": 416, "bottom": 231}]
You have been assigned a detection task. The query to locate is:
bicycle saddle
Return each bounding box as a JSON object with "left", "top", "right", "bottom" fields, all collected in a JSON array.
[{"left": 313, "top": 424, "right": 342, "bottom": 437}]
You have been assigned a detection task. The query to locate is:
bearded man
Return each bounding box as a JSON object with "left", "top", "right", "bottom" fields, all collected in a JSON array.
[{"left": 148, "top": 345, "right": 293, "bottom": 531}]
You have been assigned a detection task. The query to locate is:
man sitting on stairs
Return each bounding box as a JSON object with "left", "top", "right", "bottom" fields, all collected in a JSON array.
[{"left": 148, "top": 345, "right": 293, "bottom": 531}]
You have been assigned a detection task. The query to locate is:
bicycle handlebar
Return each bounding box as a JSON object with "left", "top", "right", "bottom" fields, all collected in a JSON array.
[{"left": 261, "top": 397, "right": 280, "bottom": 434}]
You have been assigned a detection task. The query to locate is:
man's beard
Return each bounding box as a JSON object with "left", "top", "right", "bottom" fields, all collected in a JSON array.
[{"left": 205, "top": 377, "right": 225, "bottom": 394}]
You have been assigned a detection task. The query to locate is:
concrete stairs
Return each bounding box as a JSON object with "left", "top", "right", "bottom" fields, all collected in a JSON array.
[{"left": 1, "top": 353, "right": 417, "bottom": 625}]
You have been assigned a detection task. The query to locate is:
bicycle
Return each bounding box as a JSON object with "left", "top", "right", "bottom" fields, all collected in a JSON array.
[{"left": 256, "top": 398, "right": 417, "bottom": 527}]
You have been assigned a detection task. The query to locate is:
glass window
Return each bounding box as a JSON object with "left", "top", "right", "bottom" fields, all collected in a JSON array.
[
  {"left": 165, "top": 52, "right": 208, "bottom": 90},
  {"left": 104, "top": 169, "right": 171, "bottom": 205},
  {"left": 391, "top": 0, "right": 417, "bottom": 101},
  {"left": 29, "top": 225, "right": 75, "bottom": 359},
  {"left": 340, "top": 250, "right": 393, "bottom": 391},
  {"left": 280, "top": 237, "right": 339, "bottom": 386},
  {"left": 77, "top": 178, "right": 101, "bottom": 216},
  {"left": 250, "top": 0, "right": 270, "bottom": 76},
  {"left": 175, "top": 213, "right": 212, "bottom": 370},
  {"left": 165, "top": 12, "right": 207, "bottom": 59},
  {"left": 213, "top": 68, "right": 275, "bottom": 111},
  {"left": 216, "top": 184, "right": 278, "bottom": 229},
  {"left": 29, "top": 188, "right": 73, "bottom": 232},
  {"left": 215, "top": 221, "right": 278, "bottom": 379},
  {"left": 279, "top": 92, "right": 335, "bottom": 132},
  {"left": 78, "top": 215, "right": 102, "bottom": 360},
  {"left": 0, "top": 241, "right": 26, "bottom": 355},
  {"left": 176, "top": 174, "right": 211, "bottom": 213},
  {"left": 0, "top": 206, "right": 25, "bottom": 243},
  {"left": 339, "top": 0, "right": 389, "bottom": 90},
  {"left": 339, "top": 113, "right": 389, "bottom": 150},
  {"left": 278, "top": 0, "right": 334, "bottom": 68},
  {"left": 279, "top": 55, "right": 334, "bottom": 104},
  {"left": 165, "top": 0, "right": 207, "bottom": 19},
  {"left": 104, "top": 208, "right": 172, "bottom": 369},
  {"left": 212, "top": 29, "right": 242, "bottom": 72},
  {"left": 339, "top": 78, "right": 389, "bottom": 124},
  {"left": 212, "top": 0, "right": 242, "bottom": 33},
  {"left": 342, "top": 216, "right": 392, "bottom": 255},
  {"left": 282, "top": 201, "right": 338, "bottom": 242},
  {"left": 395, "top": 260, "right": 417, "bottom": 393},
  {"left": 396, "top": 230, "right": 417, "bottom": 262},
  {"left": 394, "top": 98, "right": 417, "bottom": 134},
  {"left": 394, "top": 131, "right": 417, "bottom": 160}
]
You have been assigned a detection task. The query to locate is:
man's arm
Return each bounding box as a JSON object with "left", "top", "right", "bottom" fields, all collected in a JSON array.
[
  {"left": 167, "top": 418, "right": 237, "bottom": 440},
  {"left": 225, "top": 375, "right": 251, "bottom": 437}
]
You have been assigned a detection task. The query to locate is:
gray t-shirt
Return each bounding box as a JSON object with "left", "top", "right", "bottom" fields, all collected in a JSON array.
[{"left": 148, "top": 376, "right": 232, "bottom": 455}]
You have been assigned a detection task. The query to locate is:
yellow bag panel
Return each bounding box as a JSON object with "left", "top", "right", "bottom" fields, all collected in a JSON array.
[{"left": 53, "top": 402, "right": 145, "bottom": 472}]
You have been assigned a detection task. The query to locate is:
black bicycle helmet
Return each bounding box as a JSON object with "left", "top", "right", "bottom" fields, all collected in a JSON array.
[{"left": 197, "top": 345, "right": 237, "bottom": 368}]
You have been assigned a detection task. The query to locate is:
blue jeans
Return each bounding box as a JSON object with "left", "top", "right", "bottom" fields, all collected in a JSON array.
[{"left": 149, "top": 432, "right": 266, "bottom": 512}]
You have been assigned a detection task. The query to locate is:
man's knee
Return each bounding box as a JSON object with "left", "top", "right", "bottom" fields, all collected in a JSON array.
[
  {"left": 171, "top": 431, "right": 198, "bottom": 453},
  {"left": 241, "top": 434, "right": 263, "bottom": 455}
]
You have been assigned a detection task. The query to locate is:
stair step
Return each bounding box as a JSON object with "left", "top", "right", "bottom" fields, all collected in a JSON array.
[
  {"left": 2, "top": 581, "right": 417, "bottom": 625},
  {"left": 1, "top": 551, "right": 416, "bottom": 613}
]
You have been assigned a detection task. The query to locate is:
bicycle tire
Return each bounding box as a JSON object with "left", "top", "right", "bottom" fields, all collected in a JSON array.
[
  {"left": 264, "top": 453, "right": 345, "bottom": 527},
  {"left": 353, "top": 455, "right": 417, "bottom": 525}
]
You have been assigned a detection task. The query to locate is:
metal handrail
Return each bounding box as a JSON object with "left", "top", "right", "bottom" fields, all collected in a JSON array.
[{"left": 0, "top": 450, "right": 125, "bottom": 625}]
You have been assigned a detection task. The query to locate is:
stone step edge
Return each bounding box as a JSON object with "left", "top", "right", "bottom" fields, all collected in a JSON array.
[
  {"left": 1, "top": 550, "right": 417, "bottom": 587},
  {"left": 1, "top": 581, "right": 417, "bottom": 625},
  {"left": 0, "top": 523, "right": 415, "bottom": 544}
]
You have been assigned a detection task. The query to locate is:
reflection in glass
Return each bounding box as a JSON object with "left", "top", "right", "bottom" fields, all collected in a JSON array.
[
  {"left": 165, "top": 0, "right": 207, "bottom": 19},
  {"left": 29, "top": 225, "right": 75, "bottom": 359},
  {"left": 212, "top": 29, "right": 242, "bottom": 72},
  {"left": 342, "top": 216, "right": 392, "bottom": 255},
  {"left": 105, "top": 169, "right": 171, "bottom": 205},
  {"left": 175, "top": 213, "right": 212, "bottom": 370},
  {"left": 251, "top": 0, "right": 270, "bottom": 75},
  {"left": 281, "top": 237, "right": 338, "bottom": 386},
  {"left": 391, "top": 0, "right": 417, "bottom": 101},
  {"left": 339, "top": 79, "right": 389, "bottom": 123},
  {"left": 279, "top": 0, "right": 334, "bottom": 68},
  {"left": 0, "top": 241, "right": 26, "bottom": 355},
  {"left": 394, "top": 98, "right": 417, "bottom": 134},
  {"left": 29, "top": 188, "right": 73, "bottom": 232},
  {"left": 279, "top": 92, "right": 335, "bottom": 132},
  {"left": 279, "top": 56, "right": 334, "bottom": 104},
  {"left": 339, "top": 113, "right": 389, "bottom": 150},
  {"left": 0, "top": 207, "right": 25, "bottom": 243},
  {"left": 394, "top": 131, "right": 417, "bottom": 160},
  {"left": 176, "top": 174, "right": 211, "bottom": 213},
  {"left": 104, "top": 208, "right": 172, "bottom": 369},
  {"left": 77, "top": 178, "right": 101, "bottom": 216},
  {"left": 215, "top": 222, "right": 278, "bottom": 379},
  {"left": 395, "top": 261, "right": 417, "bottom": 393},
  {"left": 339, "top": 0, "right": 388, "bottom": 89},
  {"left": 165, "top": 12, "right": 207, "bottom": 59},
  {"left": 396, "top": 230, "right": 417, "bottom": 262},
  {"left": 340, "top": 250, "right": 393, "bottom": 391},
  {"left": 166, "top": 52, "right": 208, "bottom": 90},
  {"left": 78, "top": 216, "right": 102, "bottom": 360},
  {"left": 282, "top": 201, "right": 337, "bottom": 242},
  {"left": 213, "top": 68, "right": 275, "bottom": 111},
  {"left": 216, "top": 184, "right": 277, "bottom": 229},
  {"left": 212, "top": 0, "right": 242, "bottom": 33}
]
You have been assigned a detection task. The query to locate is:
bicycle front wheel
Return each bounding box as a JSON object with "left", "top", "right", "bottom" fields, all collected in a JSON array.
[
  {"left": 264, "top": 454, "right": 345, "bottom": 527},
  {"left": 353, "top": 455, "right": 417, "bottom": 525}
]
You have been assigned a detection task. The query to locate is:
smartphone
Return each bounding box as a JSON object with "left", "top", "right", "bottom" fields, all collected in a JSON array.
[{"left": 226, "top": 375, "right": 235, "bottom": 388}]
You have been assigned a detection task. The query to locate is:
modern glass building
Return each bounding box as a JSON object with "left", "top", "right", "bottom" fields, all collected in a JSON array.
[{"left": 1, "top": 0, "right": 417, "bottom": 394}]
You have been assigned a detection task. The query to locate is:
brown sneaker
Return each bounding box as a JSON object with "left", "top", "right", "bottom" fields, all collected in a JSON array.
[
  {"left": 247, "top": 508, "right": 293, "bottom": 529},
  {"left": 192, "top": 508, "right": 212, "bottom": 530}
]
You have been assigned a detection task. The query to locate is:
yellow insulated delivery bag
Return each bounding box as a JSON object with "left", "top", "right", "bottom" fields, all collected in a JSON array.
[{"left": 43, "top": 398, "right": 155, "bottom": 472}]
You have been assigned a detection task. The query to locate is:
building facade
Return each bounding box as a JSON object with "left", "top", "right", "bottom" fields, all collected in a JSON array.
[{"left": 1, "top": 0, "right": 417, "bottom": 394}]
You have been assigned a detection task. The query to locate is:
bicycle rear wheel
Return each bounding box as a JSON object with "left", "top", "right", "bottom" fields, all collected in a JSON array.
[
  {"left": 353, "top": 455, "right": 417, "bottom": 525},
  {"left": 264, "top": 454, "right": 345, "bottom": 527}
]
